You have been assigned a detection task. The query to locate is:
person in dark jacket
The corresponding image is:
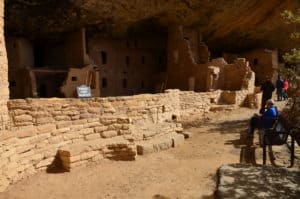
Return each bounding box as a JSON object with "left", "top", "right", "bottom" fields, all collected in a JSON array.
[
  {"left": 276, "top": 75, "right": 284, "bottom": 101},
  {"left": 260, "top": 76, "right": 275, "bottom": 114}
]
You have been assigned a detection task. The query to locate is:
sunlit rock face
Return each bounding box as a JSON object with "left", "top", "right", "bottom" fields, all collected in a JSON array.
[{"left": 4, "top": 0, "right": 300, "bottom": 53}]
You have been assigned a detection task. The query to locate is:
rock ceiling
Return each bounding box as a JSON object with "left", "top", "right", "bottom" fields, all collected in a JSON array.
[{"left": 4, "top": 0, "right": 300, "bottom": 53}]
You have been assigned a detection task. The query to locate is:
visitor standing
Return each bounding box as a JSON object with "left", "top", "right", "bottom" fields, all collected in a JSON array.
[
  {"left": 283, "top": 79, "right": 289, "bottom": 100},
  {"left": 275, "top": 75, "right": 284, "bottom": 101},
  {"left": 260, "top": 76, "right": 275, "bottom": 114}
]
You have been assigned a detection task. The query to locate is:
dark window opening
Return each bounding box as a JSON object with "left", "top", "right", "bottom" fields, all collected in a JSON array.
[
  {"left": 142, "top": 56, "right": 145, "bottom": 64},
  {"left": 134, "top": 40, "right": 137, "bottom": 48},
  {"left": 85, "top": 32, "right": 89, "bottom": 54},
  {"left": 126, "top": 41, "right": 130, "bottom": 48},
  {"left": 102, "top": 78, "right": 107, "bottom": 88},
  {"left": 141, "top": 81, "right": 144, "bottom": 89},
  {"left": 253, "top": 58, "right": 258, "bottom": 65},
  {"left": 34, "top": 45, "right": 44, "bottom": 67},
  {"left": 13, "top": 43, "right": 16, "bottom": 48},
  {"left": 159, "top": 57, "right": 167, "bottom": 72},
  {"left": 122, "top": 78, "right": 127, "bottom": 88},
  {"left": 172, "top": 114, "right": 177, "bottom": 121},
  {"left": 101, "top": 51, "right": 107, "bottom": 65},
  {"left": 71, "top": 76, "right": 77, "bottom": 81},
  {"left": 9, "top": 81, "right": 16, "bottom": 87},
  {"left": 38, "top": 84, "right": 47, "bottom": 98},
  {"left": 126, "top": 56, "right": 130, "bottom": 67},
  {"left": 184, "top": 37, "right": 189, "bottom": 41},
  {"left": 158, "top": 56, "right": 162, "bottom": 65}
]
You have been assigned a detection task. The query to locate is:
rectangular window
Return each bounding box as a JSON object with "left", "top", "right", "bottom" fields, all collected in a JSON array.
[
  {"left": 9, "top": 81, "right": 16, "bottom": 87},
  {"left": 134, "top": 40, "right": 138, "bottom": 48},
  {"left": 71, "top": 76, "right": 77, "bottom": 81},
  {"left": 102, "top": 78, "right": 107, "bottom": 88},
  {"left": 253, "top": 58, "right": 258, "bottom": 65},
  {"left": 126, "top": 56, "right": 130, "bottom": 67},
  {"left": 142, "top": 56, "right": 145, "bottom": 64},
  {"left": 101, "top": 51, "right": 107, "bottom": 65},
  {"left": 123, "top": 78, "right": 127, "bottom": 88},
  {"left": 158, "top": 56, "right": 162, "bottom": 65}
]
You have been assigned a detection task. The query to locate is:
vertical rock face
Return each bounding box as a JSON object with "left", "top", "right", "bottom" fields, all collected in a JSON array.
[{"left": 0, "top": 0, "right": 9, "bottom": 130}]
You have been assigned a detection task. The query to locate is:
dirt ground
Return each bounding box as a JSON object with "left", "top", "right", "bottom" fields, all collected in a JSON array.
[{"left": 0, "top": 103, "right": 299, "bottom": 199}]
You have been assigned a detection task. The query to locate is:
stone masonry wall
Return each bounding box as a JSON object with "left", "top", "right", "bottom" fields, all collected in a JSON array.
[
  {"left": 7, "top": 90, "right": 180, "bottom": 129},
  {"left": 88, "top": 36, "right": 166, "bottom": 97},
  {"left": 0, "top": 90, "right": 181, "bottom": 191},
  {"left": 166, "top": 25, "right": 208, "bottom": 92},
  {"left": 0, "top": 88, "right": 251, "bottom": 191},
  {"left": 0, "top": 0, "right": 9, "bottom": 130},
  {"left": 179, "top": 90, "right": 222, "bottom": 117}
]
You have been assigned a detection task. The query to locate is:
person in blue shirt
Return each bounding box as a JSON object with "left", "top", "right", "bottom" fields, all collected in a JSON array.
[{"left": 248, "top": 99, "right": 278, "bottom": 137}]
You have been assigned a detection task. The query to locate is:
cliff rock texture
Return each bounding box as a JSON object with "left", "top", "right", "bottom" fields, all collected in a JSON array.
[
  {"left": 5, "top": 0, "right": 300, "bottom": 53},
  {"left": 0, "top": 0, "right": 8, "bottom": 130}
]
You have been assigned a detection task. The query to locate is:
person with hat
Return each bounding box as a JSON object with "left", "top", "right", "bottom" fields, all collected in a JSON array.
[{"left": 248, "top": 99, "right": 278, "bottom": 137}]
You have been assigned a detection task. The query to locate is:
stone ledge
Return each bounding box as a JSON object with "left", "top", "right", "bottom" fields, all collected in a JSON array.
[
  {"left": 216, "top": 164, "right": 300, "bottom": 199},
  {"left": 136, "top": 133, "right": 185, "bottom": 155},
  {"left": 58, "top": 137, "right": 136, "bottom": 171}
]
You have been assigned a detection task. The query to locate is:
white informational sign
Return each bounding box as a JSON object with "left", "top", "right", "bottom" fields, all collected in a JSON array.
[{"left": 76, "top": 85, "right": 92, "bottom": 98}]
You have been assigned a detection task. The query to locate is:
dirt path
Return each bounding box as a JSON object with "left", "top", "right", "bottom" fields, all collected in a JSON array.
[{"left": 0, "top": 105, "right": 298, "bottom": 199}]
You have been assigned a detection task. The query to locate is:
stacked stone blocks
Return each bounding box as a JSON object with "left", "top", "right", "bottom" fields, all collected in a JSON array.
[{"left": 0, "top": 89, "right": 250, "bottom": 192}]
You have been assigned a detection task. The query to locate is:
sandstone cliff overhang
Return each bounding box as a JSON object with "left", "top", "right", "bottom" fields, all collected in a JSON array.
[{"left": 4, "top": 0, "right": 300, "bottom": 54}]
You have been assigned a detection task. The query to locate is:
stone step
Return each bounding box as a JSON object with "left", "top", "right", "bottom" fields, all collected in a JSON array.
[
  {"left": 209, "top": 105, "right": 237, "bottom": 112},
  {"left": 177, "top": 131, "right": 193, "bottom": 139},
  {"left": 57, "top": 137, "right": 136, "bottom": 171},
  {"left": 136, "top": 133, "right": 185, "bottom": 155}
]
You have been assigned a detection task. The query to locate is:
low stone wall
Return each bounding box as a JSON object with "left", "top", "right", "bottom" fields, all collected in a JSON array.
[
  {"left": 0, "top": 89, "right": 251, "bottom": 192},
  {"left": 0, "top": 116, "right": 136, "bottom": 191},
  {"left": 0, "top": 90, "right": 182, "bottom": 191},
  {"left": 7, "top": 89, "right": 180, "bottom": 129},
  {"left": 179, "top": 90, "right": 250, "bottom": 116},
  {"left": 179, "top": 90, "right": 222, "bottom": 117}
]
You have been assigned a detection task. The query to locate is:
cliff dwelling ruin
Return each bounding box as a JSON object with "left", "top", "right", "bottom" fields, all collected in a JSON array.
[
  {"left": 0, "top": 0, "right": 299, "bottom": 196},
  {"left": 6, "top": 25, "right": 277, "bottom": 99}
]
